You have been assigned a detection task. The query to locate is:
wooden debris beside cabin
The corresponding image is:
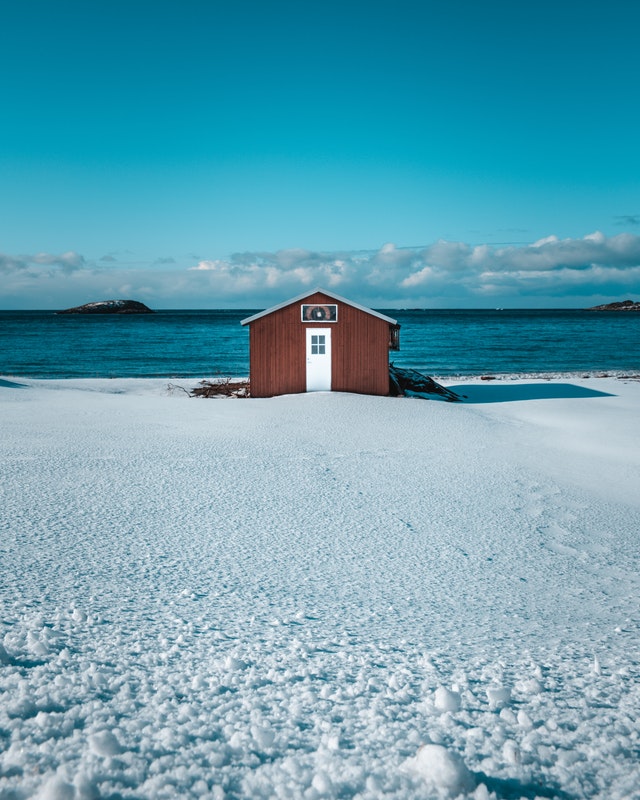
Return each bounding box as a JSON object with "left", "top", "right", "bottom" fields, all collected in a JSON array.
[
  {"left": 389, "top": 364, "right": 462, "bottom": 402},
  {"left": 190, "top": 378, "right": 250, "bottom": 398}
]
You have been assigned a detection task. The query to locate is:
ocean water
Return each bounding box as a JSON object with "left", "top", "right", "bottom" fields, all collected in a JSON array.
[{"left": 1, "top": 308, "right": 639, "bottom": 379}]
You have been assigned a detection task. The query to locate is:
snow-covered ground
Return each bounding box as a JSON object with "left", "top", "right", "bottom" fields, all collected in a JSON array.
[{"left": 2, "top": 375, "right": 639, "bottom": 800}]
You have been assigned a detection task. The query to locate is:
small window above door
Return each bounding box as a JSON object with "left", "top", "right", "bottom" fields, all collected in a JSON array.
[{"left": 301, "top": 304, "right": 338, "bottom": 322}]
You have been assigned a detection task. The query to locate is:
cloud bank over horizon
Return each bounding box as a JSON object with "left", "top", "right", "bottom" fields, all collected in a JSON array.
[{"left": 2, "top": 232, "right": 640, "bottom": 310}]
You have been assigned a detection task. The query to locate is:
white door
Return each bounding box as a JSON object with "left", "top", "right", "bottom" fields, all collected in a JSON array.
[{"left": 306, "top": 328, "right": 332, "bottom": 391}]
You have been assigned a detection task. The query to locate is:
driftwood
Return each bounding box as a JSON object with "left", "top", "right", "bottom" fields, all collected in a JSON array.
[
  {"left": 189, "top": 378, "right": 250, "bottom": 398},
  {"left": 190, "top": 378, "right": 249, "bottom": 397},
  {"left": 389, "top": 364, "right": 462, "bottom": 402}
]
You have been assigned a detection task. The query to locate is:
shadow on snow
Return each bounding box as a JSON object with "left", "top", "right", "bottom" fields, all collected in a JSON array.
[
  {"left": 0, "top": 378, "right": 29, "bottom": 389},
  {"left": 477, "top": 771, "right": 572, "bottom": 799},
  {"left": 455, "top": 382, "right": 614, "bottom": 404}
]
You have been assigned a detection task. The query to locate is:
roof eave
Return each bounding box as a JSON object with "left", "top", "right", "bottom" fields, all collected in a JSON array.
[{"left": 240, "top": 287, "right": 398, "bottom": 326}]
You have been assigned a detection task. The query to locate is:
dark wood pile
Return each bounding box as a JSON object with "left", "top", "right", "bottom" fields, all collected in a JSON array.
[
  {"left": 189, "top": 378, "right": 250, "bottom": 398},
  {"left": 389, "top": 364, "right": 462, "bottom": 402}
]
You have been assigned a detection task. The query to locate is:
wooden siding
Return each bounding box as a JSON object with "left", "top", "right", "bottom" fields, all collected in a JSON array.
[{"left": 249, "top": 291, "right": 391, "bottom": 397}]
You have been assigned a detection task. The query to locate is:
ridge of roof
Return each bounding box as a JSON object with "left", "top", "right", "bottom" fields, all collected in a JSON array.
[{"left": 240, "top": 288, "right": 398, "bottom": 326}]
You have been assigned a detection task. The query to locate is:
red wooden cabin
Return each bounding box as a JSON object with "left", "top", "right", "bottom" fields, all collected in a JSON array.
[{"left": 241, "top": 288, "right": 400, "bottom": 398}]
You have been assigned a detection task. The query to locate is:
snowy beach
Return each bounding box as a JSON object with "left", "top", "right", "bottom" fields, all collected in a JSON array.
[{"left": 2, "top": 376, "right": 640, "bottom": 800}]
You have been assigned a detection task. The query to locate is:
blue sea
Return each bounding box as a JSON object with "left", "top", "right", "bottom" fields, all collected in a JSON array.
[{"left": 1, "top": 309, "right": 639, "bottom": 379}]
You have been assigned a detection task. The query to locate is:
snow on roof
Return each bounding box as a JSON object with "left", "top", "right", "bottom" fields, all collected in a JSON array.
[{"left": 240, "top": 288, "right": 398, "bottom": 326}]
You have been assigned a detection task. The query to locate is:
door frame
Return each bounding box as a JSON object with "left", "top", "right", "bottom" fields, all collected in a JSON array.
[{"left": 305, "top": 327, "right": 332, "bottom": 392}]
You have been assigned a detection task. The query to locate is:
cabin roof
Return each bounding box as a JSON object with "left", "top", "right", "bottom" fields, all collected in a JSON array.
[{"left": 240, "top": 288, "right": 398, "bottom": 327}]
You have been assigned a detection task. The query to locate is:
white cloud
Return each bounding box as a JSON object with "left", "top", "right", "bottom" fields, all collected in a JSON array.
[
  {"left": 531, "top": 235, "right": 559, "bottom": 247},
  {"left": 0, "top": 255, "right": 29, "bottom": 273},
  {"left": 185, "top": 233, "right": 640, "bottom": 304},
  {"left": 400, "top": 266, "right": 433, "bottom": 288},
  {"left": 2, "top": 233, "right": 640, "bottom": 308},
  {"left": 32, "top": 251, "right": 86, "bottom": 273}
]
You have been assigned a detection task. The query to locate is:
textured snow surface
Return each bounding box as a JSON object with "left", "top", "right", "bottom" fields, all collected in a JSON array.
[{"left": 2, "top": 376, "right": 640, "bottom": 799}]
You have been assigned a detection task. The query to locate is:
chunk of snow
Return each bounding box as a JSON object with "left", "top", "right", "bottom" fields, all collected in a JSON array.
[
  {"left": 486, "top": 686, "right": 511, "bottom": 708},
  {"left": 434, "top": 686, "right": 462, "bottom": 712},
  {"left": 405, "top": 744, "right": 475, "bottom": 797},
  {"left": 89, "top": 730, "right": 124, "bottom": 756},
  {"left": 251, "top": 724, "right": 275, "bottom": 750},
  {"left": 0, "top": 641, "right": 11, "bottom": 664},
  {"left": 35, "top": 776, "right": 75, "bottom": 800},
  {"left": 225, "top": 655, "right": 247, "bottom": 671},
  {"left": 517, "top": 710, "right": 534, "bottom": 730},
  {"left": 499, "top": 707, "right": 517, "bottom": 724},
  {"left": 503, "top": 739, "right": 520, "bottom": 764},
  {"left": 27, "top": 630, "right": 50, "bottom": 656},
  {"left": 311, "top": 770, "right": 334, "bottom": 795}
]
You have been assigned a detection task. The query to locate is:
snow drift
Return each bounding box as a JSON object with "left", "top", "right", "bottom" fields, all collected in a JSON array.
[{"left": 1, "top": 376, "right": 639, "bottom": 799}]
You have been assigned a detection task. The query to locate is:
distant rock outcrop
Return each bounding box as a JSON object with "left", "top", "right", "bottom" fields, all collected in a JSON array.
[
  {"left": 587, "top": 299, "right": 640, "bottom": 311},
  {"left": 56, "top": 300, "right": 154, "bottom": 315}
]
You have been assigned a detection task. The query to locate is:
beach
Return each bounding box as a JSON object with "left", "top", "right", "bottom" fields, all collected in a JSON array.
[{"left": 2, "top": 376, "right": 640, "bottom": 799}]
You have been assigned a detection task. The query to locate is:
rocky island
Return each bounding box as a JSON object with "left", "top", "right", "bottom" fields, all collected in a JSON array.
[
  {"left": 56, "top": 300, "right": 154, "bottom": 315},
  {"left": 587, "top": 299, "right": 640, "bottom": 311}
]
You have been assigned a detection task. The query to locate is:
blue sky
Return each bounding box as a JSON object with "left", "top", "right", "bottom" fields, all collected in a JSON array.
[{"left": 1, "top": 0, "right": 639, "bottom": 308}]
